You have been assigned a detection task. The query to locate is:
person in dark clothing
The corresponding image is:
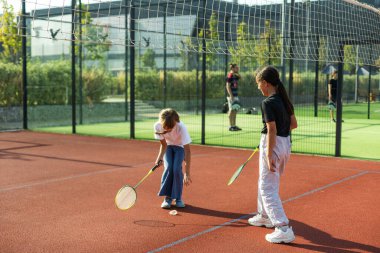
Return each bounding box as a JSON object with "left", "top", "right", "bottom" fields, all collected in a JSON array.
[
  {"left": 226, "top": 63, "right": 242, "bottom": 131},
  {"left": 328, "top": 70, "right": 343, "bottom": 122},
  {"left": 248, "top": 66, "right": 297, "bottom": 244}
]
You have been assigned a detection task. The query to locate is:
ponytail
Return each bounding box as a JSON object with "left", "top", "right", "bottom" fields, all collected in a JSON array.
[{"left": 277, "top": 81, "right": 294, "bottom": 115}]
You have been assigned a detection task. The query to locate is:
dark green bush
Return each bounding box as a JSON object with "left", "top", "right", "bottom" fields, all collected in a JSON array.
[
  {"left": 0, "top": 62, "right": 22, "bottom": 106},
  {"left": 28, "top": 60, "right": 71, "bottom": 105},
  {"left": 82, "top": 68, "right": 114, "bottom": 104}
]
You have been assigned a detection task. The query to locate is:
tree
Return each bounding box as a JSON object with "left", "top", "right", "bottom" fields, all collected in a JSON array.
[
  {"left": 76, "top": 3, "right": 112, "bottom": 63},
  {"left": 141, "top": 48, "right": 156, "bottom": 69},
  {"left": 0, "top": 0, "right": 22, "bottom": 63},
  {"left": 230, "top": 22, "right": 256, "bottom": 69},
  {"left": 375, "top": 56, "right": 380, "bottom": 67},
  {"left": 198, "top": 12, "right": 219, "bottom": 67},
  {"left": 179, "top": 38, "right": 198, "bottom": 70},
  {"left": 344, "top": 45, "right": 356, "bottom": 74},
  {"left": 318, "top": 36, "right": 327, "bottom": 69},
  {"left": 254, "top": 20, "right": 281, "bottom": 66}
]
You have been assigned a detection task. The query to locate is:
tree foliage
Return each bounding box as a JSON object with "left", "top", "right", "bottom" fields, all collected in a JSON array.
[
  {"left": 141, "top": 48, "right": 156, "bottom": 69},
  {"left": 76, "top": 3, "right": 112, "bottom": 62},
  {"left": 230, "top": 22, "right": 256, "bottom": 68},
  {"left": 318, "top": 36, "right": 328, "bottom": 68},
  {"left": 179, "top": 37, "right": 198, "bottom": 71},
  {"left": 0, "top": 0, "right": 22, "bottom": 63},
  {"left": 199, "top": 12, "right": 219, "bottom": 67},
  {"left": 344, "top": 45, "right": 357, "bottom": 74},
  {"left": 254, "top": 20, "right": 281, "bottom": 66}
]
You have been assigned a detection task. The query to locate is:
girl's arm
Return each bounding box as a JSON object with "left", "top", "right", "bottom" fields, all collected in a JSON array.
[
  {"left": 155, "top": 139, "right": 167, "bottom": 165},
  {"left": 226, "top": 82, "right": 233, "bottom": 100},
  {"left": 290, "top": 114, "right": 298, "bottom": 130},
  {"left": 266, "top": 121, "right": 277, "bottom": 172},
  {"left": 328, "top": 83, "right": 332, "bottom": 101},
  {"left": 226, "top": 83, "right": 234, "bottom": 100},
  {"left": 183, "top": 144, "right": 192, "bottom": 186}
]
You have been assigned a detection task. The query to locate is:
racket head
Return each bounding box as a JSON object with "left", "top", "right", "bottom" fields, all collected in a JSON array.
[
  {"left": 328, "top": 101, "right": 336, "bottom": 110},
  {"left": 227, "top": 147, "right": 259, "bottom": 186},
  {"left": 115, "top": 185, "right": 137, "bottom": 210},
  {"left": 227, "top": 163, "right": 245, "bottom": 186}
]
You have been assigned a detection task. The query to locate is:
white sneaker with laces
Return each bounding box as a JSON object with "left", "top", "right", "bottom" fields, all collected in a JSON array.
[
  {"left": 265, "top": 226, "right": 295, "bottom": 244},
  {"left": 248, "top": 214, "right": 274, "bottom": 228}
]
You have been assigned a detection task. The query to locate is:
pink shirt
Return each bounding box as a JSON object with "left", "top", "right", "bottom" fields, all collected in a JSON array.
[{"left": 154, "top": 121, "right": 191, "bottom": 147}]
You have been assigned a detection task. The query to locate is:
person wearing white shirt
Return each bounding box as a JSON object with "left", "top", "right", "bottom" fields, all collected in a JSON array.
[{"left": 154, "top": 108, "right": 192, "bottom": 209}]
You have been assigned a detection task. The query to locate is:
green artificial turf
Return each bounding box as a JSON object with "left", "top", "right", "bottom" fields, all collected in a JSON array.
[{"left": 35, "top": 105, "right": 380, "bottom": 160}]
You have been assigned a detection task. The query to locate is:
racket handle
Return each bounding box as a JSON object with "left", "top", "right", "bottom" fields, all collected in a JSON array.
[{"left": 152, "top": 159, "right": 162, "bottom": 171}]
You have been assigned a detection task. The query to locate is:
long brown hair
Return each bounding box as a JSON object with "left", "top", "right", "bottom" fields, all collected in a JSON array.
[
  {"left": 229, "top": 63, "right": 238, "bottom": 70},
  {"left": 156, "top": 108, "right": 180, "bottom": 134},
  {"left": 256, "top": 66, "right": 294, "bottom": 115}
]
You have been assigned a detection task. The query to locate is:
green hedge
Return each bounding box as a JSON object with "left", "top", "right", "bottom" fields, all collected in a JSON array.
[
  {"left": 28, "top": 60, "right": 71, "bottom": 105},
  {"left": 0, "top": 62, "right": 22, "bottom": 106},
  {"left": 0, "top": 60, "right": 378, "bottom": 107},
  {"left": 0, "top": 60, "right": 116, "bottom": 106},
  {"left": 83, "top": 68, "right": 114, "bottom": 104},
  {"left": 132, "top": 70, "right": 261, "bottom": 101}
]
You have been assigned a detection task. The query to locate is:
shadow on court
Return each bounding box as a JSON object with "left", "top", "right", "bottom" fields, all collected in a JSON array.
[
  {"left": 177, "top": 204, "right": 251, "bottom": 220},
  {"left": 171, "top": 204, "right": 251, "bottom": 227},
  {"left": 287, "top": 219, "right": 380, "bottom": 253},
  {"left": 0, "top": 150, "right": 133, "bottom": 168},
  {"left": 0, "top": 151, "right": 33, "bottom": 161},
  {"left": 133, "top": 205, "right": 252, "bottom": 228}
]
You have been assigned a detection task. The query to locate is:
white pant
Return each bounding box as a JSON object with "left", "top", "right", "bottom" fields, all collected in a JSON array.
[{"left": 257, "top": 134, "right": 291, "bottom": 226}]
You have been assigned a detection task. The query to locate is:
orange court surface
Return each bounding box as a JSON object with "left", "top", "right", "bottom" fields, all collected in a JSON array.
[{"left": 1, "top": 131, "right": 379, "bottom": 253}]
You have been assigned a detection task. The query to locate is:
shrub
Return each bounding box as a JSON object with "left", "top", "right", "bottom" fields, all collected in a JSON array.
[
  {"left": 0, "top": 62, "right": 22, "bottom": 106},
  {"left": 82, "top": 68, "right": 114, "bottom": 104},
  {"left": 28, "top": 60, "right": 71, "bottom": 105}
]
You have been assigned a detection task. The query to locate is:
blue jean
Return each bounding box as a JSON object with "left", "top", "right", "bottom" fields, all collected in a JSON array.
[{"left": 158, "top": 145, "right": 184, "bottom": 200}]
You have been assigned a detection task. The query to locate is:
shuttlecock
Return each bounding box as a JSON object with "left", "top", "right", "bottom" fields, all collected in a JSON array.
[{"left": 169, "top": 210, "right": 178, "bottom": 216}]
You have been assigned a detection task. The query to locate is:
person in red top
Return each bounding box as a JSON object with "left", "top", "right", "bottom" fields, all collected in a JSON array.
[{"left": 226, "top": 63, "right": 242, "bottom": 131}]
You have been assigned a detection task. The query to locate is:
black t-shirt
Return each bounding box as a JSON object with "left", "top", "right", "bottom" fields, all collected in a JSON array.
[
  {"left": 261, "top": 94, "right": 291, "bottom": 137},
  {"left": 226, "top": 73, "right": 239, "bottom": 96},
  {"left": 329, "top": 79, "right": 337, "bottom": 101}
]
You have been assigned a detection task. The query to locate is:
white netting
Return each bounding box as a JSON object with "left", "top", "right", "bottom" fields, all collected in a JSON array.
[{"left": 1, "top": 0, "right": 380, "bottom": 66}]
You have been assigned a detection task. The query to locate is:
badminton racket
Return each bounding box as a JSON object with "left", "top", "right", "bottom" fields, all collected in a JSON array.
[
  {"left": 227, "top": 146, "right": 259, "bottom": 186},
  {"left": 115, "top": 160, "right": 162, "bottom": 210}
]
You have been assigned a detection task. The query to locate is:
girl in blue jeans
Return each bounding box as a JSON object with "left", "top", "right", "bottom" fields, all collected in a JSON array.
[{"left": 154, "top": 108, "right": 192, "bottom": 209}]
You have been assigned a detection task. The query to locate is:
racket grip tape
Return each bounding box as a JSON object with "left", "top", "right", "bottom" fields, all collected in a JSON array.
[{"left": 152, "top": 159, "right": 163, "bottom": 171}]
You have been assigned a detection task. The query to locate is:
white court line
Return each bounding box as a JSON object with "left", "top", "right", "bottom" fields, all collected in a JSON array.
[
  {"left": 147, "top": 170, "right": 369, "bottom": 253},
  {"left": 0, "top": 151, "right": 224, "bottom": 193}
]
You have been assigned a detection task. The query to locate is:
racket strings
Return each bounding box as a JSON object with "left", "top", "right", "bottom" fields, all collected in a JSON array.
[{"left": 115, "top": 186, "right": 137, "bottom": 210}]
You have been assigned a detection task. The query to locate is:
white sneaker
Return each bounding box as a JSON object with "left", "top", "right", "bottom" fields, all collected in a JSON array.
[
  {"left": 248, "top": 214, "right": 274, "bottom": 228},
  {"left": 161, "top": 198, "right": 172, "bottom": 209},
  {"left": 265, "top": 226, "right": 295, "bottom": 244}
]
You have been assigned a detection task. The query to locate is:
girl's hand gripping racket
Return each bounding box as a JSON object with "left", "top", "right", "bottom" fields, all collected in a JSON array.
[
  {"left": 227, "top": 146, "right": 259, "bottom": 186},
  {"left": 115, "top": 160, "right": 162, "bottom": 210}
]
